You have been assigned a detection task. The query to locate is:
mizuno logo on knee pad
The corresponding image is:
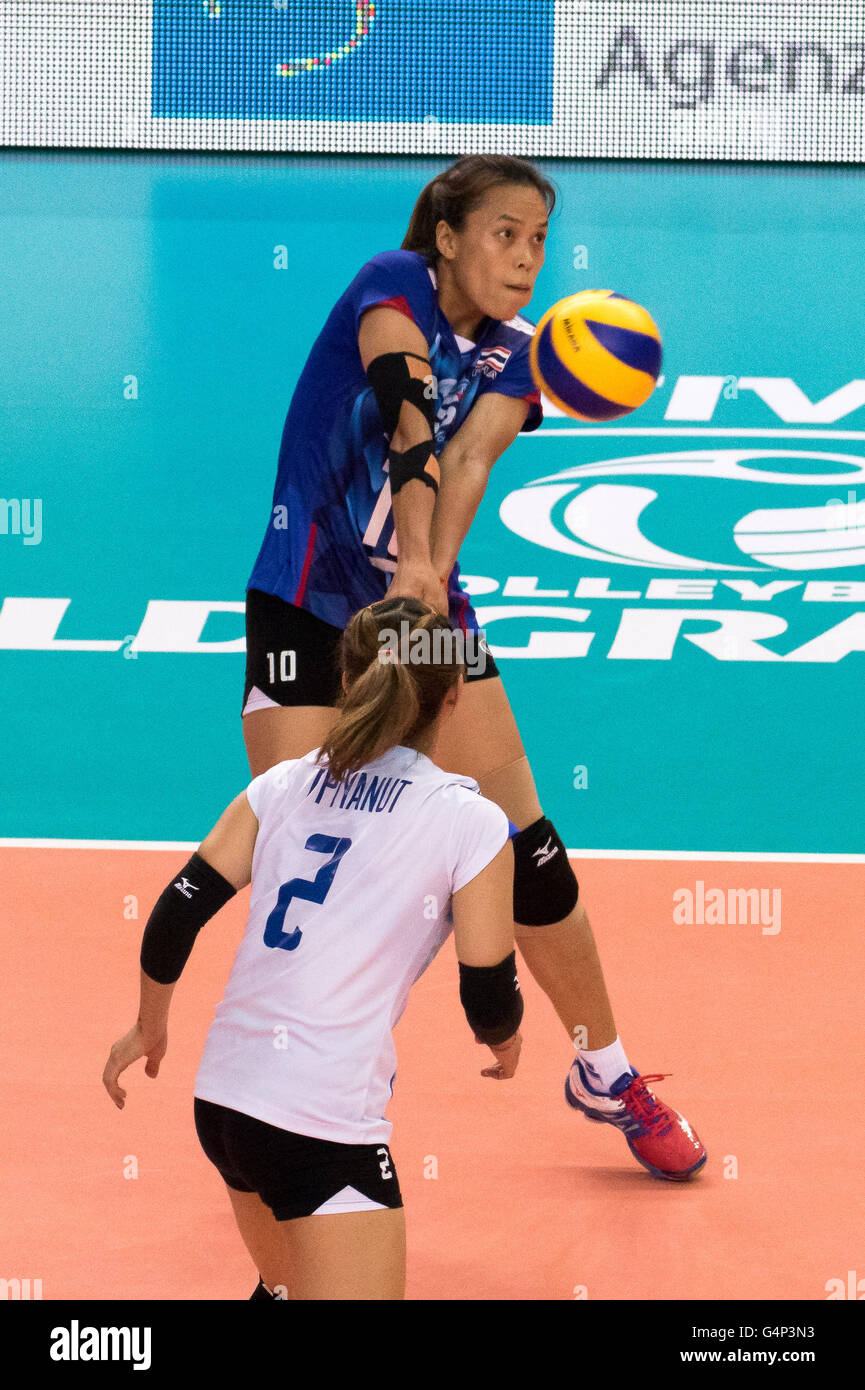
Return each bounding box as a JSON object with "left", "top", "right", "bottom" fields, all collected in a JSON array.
[{"left": 512, "top": 816, "right": 579, "bottom": 927}]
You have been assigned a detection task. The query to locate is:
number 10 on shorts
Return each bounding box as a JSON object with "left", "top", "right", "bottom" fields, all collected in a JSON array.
[{"left": 266, "top": 649, "right": 296, "bottom": 683}]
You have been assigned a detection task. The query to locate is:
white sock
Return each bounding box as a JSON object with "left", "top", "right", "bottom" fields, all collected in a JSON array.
[{"left": 578, "top": 1036, "right": 632, "bottom": 1092}]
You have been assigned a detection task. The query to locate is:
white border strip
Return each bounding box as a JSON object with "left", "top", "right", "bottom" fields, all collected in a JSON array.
[
  {"left": 0, "top": 838, "right": 199, "bottom": 852},
  {"left": 532, "top": 427, "right": 865, "bottom": 440},
  {"left": 0, "top": 838, "right": 861, "bottom": 862}
]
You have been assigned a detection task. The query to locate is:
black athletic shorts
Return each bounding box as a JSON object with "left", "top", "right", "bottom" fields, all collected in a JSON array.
[
  {"left": 194, "top": 1098, "right": 403, "bottom": 1222},
  {"left": 242, "top": 587, "right": 499, "bottom": 714}
]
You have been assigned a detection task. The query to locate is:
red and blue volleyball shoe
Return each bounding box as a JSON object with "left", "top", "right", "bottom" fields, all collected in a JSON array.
[{"left": 565, "top": 1060, "right": 707, "bottom": 1181}]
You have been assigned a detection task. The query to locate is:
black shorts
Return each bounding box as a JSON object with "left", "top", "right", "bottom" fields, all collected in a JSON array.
[
  {"left": 242, "top": 587, "right": 499, "bottom": 713},
  {"left": 193, "top": 1098, "right": 403, "bottom": 1222}
]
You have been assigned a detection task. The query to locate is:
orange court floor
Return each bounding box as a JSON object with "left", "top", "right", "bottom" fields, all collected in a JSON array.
[{"left": 1, "top": 848, "right": 862, "bottom": 1302}]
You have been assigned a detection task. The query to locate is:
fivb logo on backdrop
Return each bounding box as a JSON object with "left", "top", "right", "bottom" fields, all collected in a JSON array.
[
  {"left": 462, "top": 374, "right": 865, "bottom": 666},
  {"left": 500, "top": 451, "right": 865, "bottom": 574}
]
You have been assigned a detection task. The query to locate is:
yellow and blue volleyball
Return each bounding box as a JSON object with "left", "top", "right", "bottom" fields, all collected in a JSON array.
[{"left": 529, "top": 290, "right": 662, "bottom": 422}]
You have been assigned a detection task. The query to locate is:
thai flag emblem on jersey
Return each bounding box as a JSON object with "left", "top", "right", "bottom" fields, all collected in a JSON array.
[{"left": 473, "top": 345, "right": 512, "bottom": 379}]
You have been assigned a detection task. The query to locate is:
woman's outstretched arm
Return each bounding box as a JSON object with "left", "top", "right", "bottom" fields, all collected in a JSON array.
[
  {"left": 451, "top": 836, "right": 523, "bottom": 1081},
  {"left": 429, "top": 391, "right": 530, "bottom": 581},
  {"left": 358, "top": 305, "right": 447, "bottom": 611},
  {"left": 102, "top": 791, "right": 259, "bottom": 1108}
]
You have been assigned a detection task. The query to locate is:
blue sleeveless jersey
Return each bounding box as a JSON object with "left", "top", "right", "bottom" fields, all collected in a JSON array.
[{"left": 247, "top": 249, "right": 542, "bottom": 633}]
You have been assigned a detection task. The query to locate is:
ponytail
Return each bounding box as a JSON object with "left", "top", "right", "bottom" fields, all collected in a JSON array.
[
  {"left": 316, "top": 598, "right": 464, "bottom": 785},
  {"left": 401, "top": 182, "right": 440, "bottom": 267}
]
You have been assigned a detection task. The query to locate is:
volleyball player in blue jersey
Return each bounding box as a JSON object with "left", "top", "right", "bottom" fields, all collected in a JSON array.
[
  {"left": 105, "top": 598, "right": 523, "bottom": 1300},
  {"left": 241, "top": 154, "right": 705, "bottom": 1182}
]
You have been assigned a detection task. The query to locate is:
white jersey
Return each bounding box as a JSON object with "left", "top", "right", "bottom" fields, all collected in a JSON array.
[{"left": 193, "top": 743, "right": 509, "bottom": 1146}]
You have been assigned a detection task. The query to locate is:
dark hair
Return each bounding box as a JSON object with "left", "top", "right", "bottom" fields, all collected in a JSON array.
[
  {"left": 315, "top": 597, "right": 465, "bottom": 785},
  {"left": 402, "top": 154, "right": 557, "bottom": 265}
]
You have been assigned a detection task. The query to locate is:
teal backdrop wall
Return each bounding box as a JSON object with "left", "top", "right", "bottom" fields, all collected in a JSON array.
[{"left": 1, "top": 151, "right": 863, "bottom": 851}]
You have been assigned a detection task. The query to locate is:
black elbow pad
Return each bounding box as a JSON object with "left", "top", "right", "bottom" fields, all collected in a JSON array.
[
  {"left": 140, "top": 852, "right": 236, "bottom": 985},
  {"left": 366, "top": 350, "right": 436, "bottom": 439},
  {"left": 458, "top": 950, "right": 523, "bottom": 1045},
  {"left": 366, "top": 351, "right": 439, "bottom": 496}
]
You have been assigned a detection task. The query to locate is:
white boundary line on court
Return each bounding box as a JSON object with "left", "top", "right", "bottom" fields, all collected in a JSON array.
[
  {"left": 0, "top": 838, "right": 862, "bottom": 863},
  {"left": 0, "top": 839, "right": 201, "bottom": 852},
  {"left": 531, "top": 427, "right": 865, "bottom": 440}
]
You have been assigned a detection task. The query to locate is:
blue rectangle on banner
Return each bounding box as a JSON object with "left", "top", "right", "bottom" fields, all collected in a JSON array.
[{"left": 151, "top": 0, "right": 553, "bottom": 124}]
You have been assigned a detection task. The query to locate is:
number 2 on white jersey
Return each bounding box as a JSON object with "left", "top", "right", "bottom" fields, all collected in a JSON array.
[{"left": 263, "top": 833, "right": 352, "bottom": 952}]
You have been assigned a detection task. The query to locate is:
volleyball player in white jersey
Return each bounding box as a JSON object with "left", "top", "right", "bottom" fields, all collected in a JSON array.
[{"left": 104, "top": 597, "right": 523, "bottom": 1301}]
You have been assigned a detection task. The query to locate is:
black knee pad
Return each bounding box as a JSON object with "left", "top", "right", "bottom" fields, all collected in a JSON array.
[{"left": 512, "top": 816, "right": 579, "bottom": 926}]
